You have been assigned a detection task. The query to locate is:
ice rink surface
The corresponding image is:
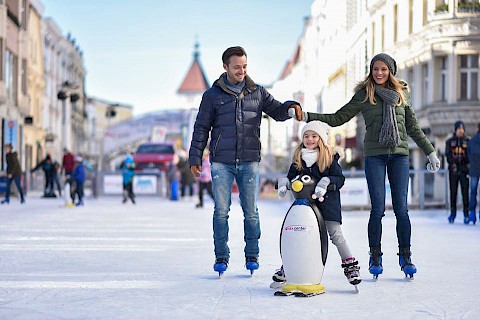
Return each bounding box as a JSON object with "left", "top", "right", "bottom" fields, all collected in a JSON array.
[{"left": 0, "top": 194, "right": 479, "bottom": 319}]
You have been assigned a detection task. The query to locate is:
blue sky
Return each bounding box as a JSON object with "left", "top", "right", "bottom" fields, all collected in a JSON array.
[{"left": 41, "top": 0, "right": 313, "bottom": 115}]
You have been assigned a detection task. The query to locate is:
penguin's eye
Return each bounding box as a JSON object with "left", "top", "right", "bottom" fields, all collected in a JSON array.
[{"left": 301, "top": 175, "right": 311, "bottom": 183}]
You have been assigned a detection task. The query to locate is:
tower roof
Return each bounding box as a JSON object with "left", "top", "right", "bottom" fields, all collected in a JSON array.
[{"left": 177, "top": 42, "right": 210, "bottom": 94}]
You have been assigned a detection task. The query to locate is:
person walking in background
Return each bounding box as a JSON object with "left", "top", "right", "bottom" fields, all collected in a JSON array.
[
  {"left": 121, "top": 154, "right": 136, "bottom": 204},
  {"left": 446, "top": 121, "right": 470, "bottom": 224},
  {"left": 467, "top": 122, "right": 480, "bottom": 225},
  {"left": 1, "top": 144, "right": 25, "bottom": 205},
  {"left": 196, "top": 150, "right": 214, "bottom": 208},
  {"left": 189, "top": 46, "right": 304, "bottom": 275},
  {"left": 273, "top": 121, "right": 361, "bottom": 288},
  {"left": 177, "top": 150, "right": 196, "bottom": 200},
  {"left": 298, "top": 53, "right": 440, "bottom": 279},
  {"left": 72, "top": 156, "right": 86, "bottom": 206},
  {"left": 51, "top": 158, "right": 62, "bottom": 196}
]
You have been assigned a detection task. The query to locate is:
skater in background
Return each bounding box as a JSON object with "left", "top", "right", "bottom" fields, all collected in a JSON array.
[
  {"left": 177, "top": 149, "right": 196, "bottom": 200},
  {"left": 189, "top": 46, "right": 304, "bottom": 275},
  {"left": 50, "top": 158, "right": 62, "bottom": 196},
  {"left": 61, "top": 148, "right": 75, "bottom": 203},
  {"left": 273, "top": 121, "right": 361, "bottom": 287},
  {"left": 166, "top": 162, "right": 180, "bottom": 201},
  {"left": 446, "top": 121, "right": 470, "bottom": 224},
  {"left": 467, "top": 122, "right": 480, "bottom": 225},
  {"left": 1, "top": 143, "right": 25, "bottom": 204},
  {"left": 298, "top": 53, "right": 440, "bottom": 278},
  {"left": 72, "top": 156, "right": 86, "bottom": 206},
  {"left": 31, "top": 154, "right": 53, "bottom": 196},
  {"left": 121, "top": 154, "right": 136, "bottom": 204},
  {"left": 196, "top": 150, "right": 214, "bottom": 208}
]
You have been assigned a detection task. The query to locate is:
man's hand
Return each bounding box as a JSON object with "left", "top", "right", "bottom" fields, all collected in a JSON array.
[
  {"left": 288, "top": 104, "right": 307, "bottom": 122},
  {"left": 7, "top": 174, "right": 12, "bottom": 179},
  {"left": 191, "top": 165, "right": 202, "bottom": 177},
  {"left": 288, "top": 104, "right": 308, "bottom": 122}
]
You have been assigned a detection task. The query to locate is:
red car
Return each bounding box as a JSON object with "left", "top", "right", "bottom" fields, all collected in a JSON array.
[{"left": 133, "top": 142, "right": 175, "bottom": 172}]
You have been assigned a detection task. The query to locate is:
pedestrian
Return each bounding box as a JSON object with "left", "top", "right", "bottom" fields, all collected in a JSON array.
[
  {"left": 177, "top": 150, "right": 196, "bottom": 200},
  {"left": 61, "top": 148, "right": 75, "bottom": 203},
  {"left": 196, "top": 150, "right": 214, "bottom": 208},
  {"left": 31, "top": 154, "right": 55, "bottom": 197},
  {"left": 120, "top": 154, "right": 136, "bottom": 204},
  {"left": 467, "top": 123, "right": 480, "bottom": 225},
  {"left": 188, "top": 46, "right": 304, "bottom": 275},
  {"left": 1, "top": 143, "right": 25, "bottom": 204},
  {"left": 72, "top": 156, "right": 86, "bottom": 206},
  {"left": 51, "top": 158, "right": 62, "bottom": 196},
  {"left": 446, "top": 121, "right": 470, "bottom": 224},
  {"left": 272, "top": 121, "right": 361, "bottom": 288},
  {"left": 166, "top": 162, "right": 180, "bottom": 201},
  {"left": 298, "top": 53, "right": 440, "bottom": 279}
]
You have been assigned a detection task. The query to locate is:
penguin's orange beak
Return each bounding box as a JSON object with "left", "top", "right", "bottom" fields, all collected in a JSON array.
[{"left": 291, "top": 180, "right": 303, "bottom": 192}]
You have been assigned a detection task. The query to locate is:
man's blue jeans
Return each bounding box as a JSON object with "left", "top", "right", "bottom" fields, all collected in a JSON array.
[
  {"left": 365, "top": 154, "right": 411, "bottom": 249},
  {"left": 5, "top": 175, "right": 25, "bottom": 202},
  {"left": 211, "top": 162, "right": 260, "bottom": 260},
  {"left": 469, "top": 175, "right": 480, "bottom": 213}
]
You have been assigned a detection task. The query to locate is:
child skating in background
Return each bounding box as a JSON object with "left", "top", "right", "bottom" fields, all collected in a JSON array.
[{"left": 273, "top": 121, "right": 361, "bottom": 287}]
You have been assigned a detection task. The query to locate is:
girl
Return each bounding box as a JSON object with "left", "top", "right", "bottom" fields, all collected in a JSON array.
[
  {"left": 299, "top": 53, "right": 440, "bottom": 278},
  {"left": 274, "top": 121, "right": 361, "bottom": 287}
]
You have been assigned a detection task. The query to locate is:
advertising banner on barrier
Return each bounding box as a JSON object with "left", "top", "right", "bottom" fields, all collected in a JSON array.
[{"left": 103, "top": 175, "right": 157, "bottom": 195}]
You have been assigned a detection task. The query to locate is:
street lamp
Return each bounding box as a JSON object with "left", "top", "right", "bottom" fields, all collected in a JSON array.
[{"left": 57, "top": 81, "right": 79, "bottom": 152}]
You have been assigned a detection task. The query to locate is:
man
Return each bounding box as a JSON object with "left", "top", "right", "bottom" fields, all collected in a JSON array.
[
  {"left": 1, "top": 144, "right": 25, "bottom": 204},
  {"left": 467, "top": 122, "right": 480, "bottom": 225},
  {"left": 446, "top": 121, "right": 470, "bottom": 224},
  {"left": 188, "top": 46, "right": 304, "bottom": 275}
]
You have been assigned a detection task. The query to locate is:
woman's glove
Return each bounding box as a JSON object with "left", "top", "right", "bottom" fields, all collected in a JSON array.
[
  {"left": 313, "top": 177, "right": 330, "bottom": 201},
  {"left": 426, "top": 152, "right": 440, "bottom": 173},
  {"left": 287, "top": 108, "right": 308, "bottom": 122},
  {"left": 277, "top": 177, "right": 290, "bottom": 198}
]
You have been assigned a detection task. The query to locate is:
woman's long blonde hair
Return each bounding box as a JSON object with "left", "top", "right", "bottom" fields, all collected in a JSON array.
[
  {"left": 292, "top": 139, "right": 334, "bottom": 172},
  {"left": 355, "top": 69, "right": 409, "bottom": 106}
]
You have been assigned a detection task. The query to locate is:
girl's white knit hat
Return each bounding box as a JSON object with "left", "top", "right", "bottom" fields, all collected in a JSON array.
[{"left": 300, "top": 121, "right": 331, "bottom": 146}]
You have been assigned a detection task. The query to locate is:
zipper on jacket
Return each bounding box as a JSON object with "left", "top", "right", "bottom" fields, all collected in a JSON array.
[{"left": 213, "top": 130, "right": 223, "bottom": 157}]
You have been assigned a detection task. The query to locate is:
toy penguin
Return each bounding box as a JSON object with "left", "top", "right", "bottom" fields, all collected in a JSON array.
[{"left": 276, "top": 173, "right": 329, "bottom": 297}]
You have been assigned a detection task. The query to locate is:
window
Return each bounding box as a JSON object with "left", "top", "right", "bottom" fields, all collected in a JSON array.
[
  {"left": 440, "top": 56, "right": 448, "bottom": 101},
  {"left": 0, "top": 38, "right": 3, "bottom": 81},
  {"left": 459, "top": 54, "right": 479, "bottom": 101},
  {"left": 423, "top": 0, "right": 428, "bottom": 25},
  {"left": 409, "top": 0, "right": 414, "bottom": 34},
  {"left": 372, "top": 22, "right": 375, "bottom": 54},
  {"left": 5, "top": 49, "right": 18, "bottom": 104},
  {"left": 408, "top": 68, "right": 415, "bottom": 106},
  {"left": 381, "top": 15, "right": 385, "bottom": 51},
  {"left": 393, "top": 5, "right": 398, "bottom": 43},
  {"left": 422, "top": 63, "right": 429, "bottom": 106},
  {"left": 21, "top": 58, "right": 27, "bottom": 95}
]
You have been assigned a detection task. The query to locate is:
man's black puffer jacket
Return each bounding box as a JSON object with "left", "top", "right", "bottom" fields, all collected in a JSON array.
[{"left": 189, "top": 73, "right": 298, "bottom": 166}]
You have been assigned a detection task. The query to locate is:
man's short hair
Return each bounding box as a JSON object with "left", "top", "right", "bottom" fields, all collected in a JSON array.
[
  {"left": 222, "top": 46, "right": 247, "bottom": 65},
  {"left": 5, "top": 143, "right": 12, "bottom": 149}
]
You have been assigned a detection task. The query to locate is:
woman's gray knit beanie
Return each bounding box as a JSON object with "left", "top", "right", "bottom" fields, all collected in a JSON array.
[{"left": 370, "top": 53, "right": 397, "bottom": 76}]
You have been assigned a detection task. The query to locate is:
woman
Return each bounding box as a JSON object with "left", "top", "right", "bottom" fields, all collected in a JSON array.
[{"left": 299, "top": 53, "right": 440, "bottom": 278}]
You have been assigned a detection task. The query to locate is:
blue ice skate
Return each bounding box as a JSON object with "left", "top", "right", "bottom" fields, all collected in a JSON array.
[
  {"left": 448, "top": 214, "right": 455, "bottom": 224},
  {"left": 398, "top": 248, "right": 417, "bottom": 279},
  {"left": 214, "top": 258, "right": 228, "bottom": 277},
  {"left": 368, "top": 248, "right": 383, "bottom": 279},
  {"left": 245, "top": 257, "right": 259, "bottom": 275},
  {"left": 469, "top": 211, "right": 477, "bottom": 225}
]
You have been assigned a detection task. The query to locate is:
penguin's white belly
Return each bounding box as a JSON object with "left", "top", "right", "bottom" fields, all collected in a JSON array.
[{"left": 280, "top": 204, "right": 325, "bottom": 285}]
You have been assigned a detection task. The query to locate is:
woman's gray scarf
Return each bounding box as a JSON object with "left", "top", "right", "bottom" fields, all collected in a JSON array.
[{"left": 375, "top": 85, "right": 401, "bottom": 148}]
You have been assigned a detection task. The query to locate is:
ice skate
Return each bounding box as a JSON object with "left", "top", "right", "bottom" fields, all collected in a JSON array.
[
  {"left": 398, "top": 247, "right": 416, "bottom": 279},
  {"left": 270, "top": 266, "right": 286, "bottom": 289},
  {"left": 368, "top": 247, "right": 383, "bottom": 279},
  {"left": 245, "top": 256, "right": 259, "bottom": 275},
  {"left": 213, "top": 258, "right": 228, "bottom": 277},
  {"left": 469, "top": 211, "right": 477, "bottom": 225},
  {"left": 341, "top": 257, "right": 361, "bottom": 291}
]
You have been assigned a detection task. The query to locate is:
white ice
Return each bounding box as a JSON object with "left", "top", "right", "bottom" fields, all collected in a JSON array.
[{"left": 0, "top": 193, "right": 479, "bottom": 319}]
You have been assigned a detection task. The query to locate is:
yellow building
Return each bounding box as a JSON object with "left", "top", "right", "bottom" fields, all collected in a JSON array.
[{"left": 24, "top": 0, "right": 46, "bottom": 170}]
